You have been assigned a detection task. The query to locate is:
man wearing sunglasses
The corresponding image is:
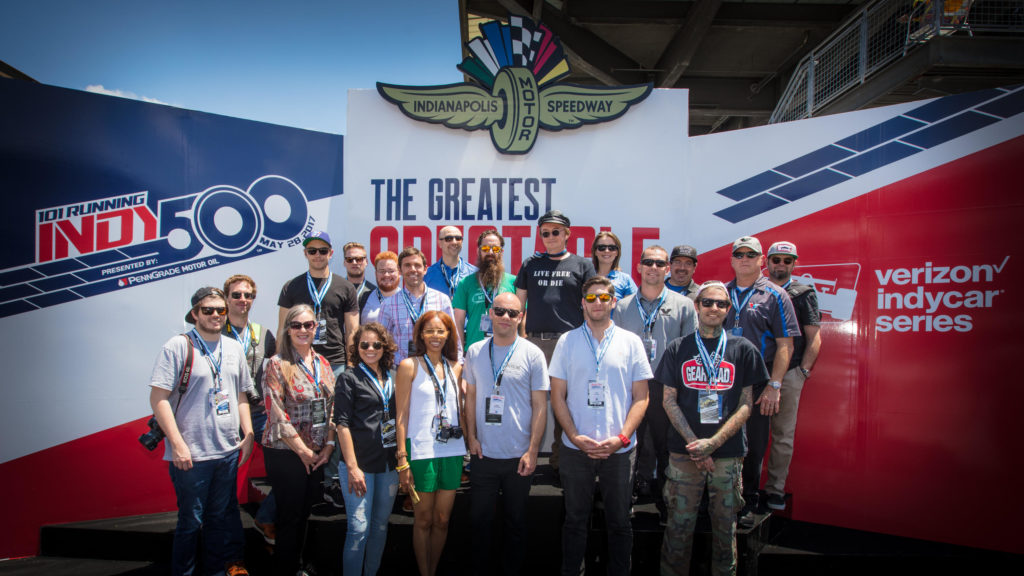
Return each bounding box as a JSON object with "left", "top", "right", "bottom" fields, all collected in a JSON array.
[
  {"left": 462, "top": 292, "right": 549, "bottom": 575},
  {"left": 149, "top": 287, "right": 255, "bottom": 576},
  {"left": 615, "top": 245, "right": 698, "bottom": 524},
  {"left": 723, "top": 236, "right": 800, "bottom": 528},
  {"left": 514, "top": 209, "right": 596, "bottom": 476},
  {"left": 453, "top": 229, "right": 517, "bottom": 351},
  {"left": 550, "top": 276, "right": 651, "bottom": 576},
  {"left": 342, "top": 241, "right": 376, "bottom": 303},
  {"left": 762, "top": 241, "right": 821, "bottom": 512},
  {"left": 424, "top": 225, "right": 478, "bottom": 299},
  {"left": 655, "top": 281, "right": 767, "bottom": 576},
  {"left": 665, "top": 245, "right": 700, "bottom": 300}
]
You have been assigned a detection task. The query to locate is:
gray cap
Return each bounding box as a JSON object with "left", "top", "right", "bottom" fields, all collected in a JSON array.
[
  {"left": 767, "top": 241, "right": 798, "bottom": 259},
  {"left": 670, "top": 245, "right": 698, "bottom": 263},
  {"left": 538, "top": 209, "right": 570, "bottom": 227},
  {"left": 695, "top": 281, "right": 730, "bottom": 301},
  {"left": 185, "top": 286, "right": 226, "bottom": 323},
  {"left": 732, "top": 236, "right": 762, "bottom": 254}
]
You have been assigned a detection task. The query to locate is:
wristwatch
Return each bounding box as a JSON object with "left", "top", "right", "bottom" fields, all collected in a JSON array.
[
  {"left": 769, "top": 380, "right": 781, "bottom": 390},
  {"left": 617, "top": 434, "right": 631, "bottom": 448},
  {"left": 799, "top": 367, "right": 811, "bottom": 377}
]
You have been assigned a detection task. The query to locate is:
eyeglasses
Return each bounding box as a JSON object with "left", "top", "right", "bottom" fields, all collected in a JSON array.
[
  {"left": 306, "top": 247, "right": 330, "bottom": 255},
  {"left": 289, "top": 320, "right": 317, "bottom": 331},
  {"left": 732, "top": 251, "right": 760, "bottom": 259},
  {"left": 540, "top": 229, "right": 562, "bottom": 238},
  {"left": 594, "top": 245, "right": 618, "bottom": 252},
  {"left": 229, "top": 291, "right": 255, "bottom": 300},
  {"left": 441, "top": 235, "right": 463, "bottom": 242},
  {"left": 345, "top": 256, "right": 366, "bottom": 264},
  {"left": 583, "top": 293, "right": 613, "bottom": 303},
  {"left": 699, "top": 298, "right": 730, "bottom": 309},
  {"left": 640, "top": 258, "right": 668, "bottom": 268},
  {"left": 492, "top": 306, "right": 521, "bottom": 318},
  {"left": 770, "top": 256, "right": 795, "bottom": 265},
  {"left": 199, "top": 306, "right": 227, "bottom": 316},
  {"left": 359, "top": 341, "right": 383, "bottom": 350},
  {"left": 421, "top": 328, "right": 449, "bottom": 336},
  {"left": 480, "top": 245, "right": 502, "bottom": 254}
]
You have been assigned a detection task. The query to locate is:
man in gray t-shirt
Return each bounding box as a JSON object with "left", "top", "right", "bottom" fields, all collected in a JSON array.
[
  {"left": 464, "top": 292, "right": 548, "bottom": 576},
  {"left": 149, "top": 287, "right": 254, "bottom": 576}
]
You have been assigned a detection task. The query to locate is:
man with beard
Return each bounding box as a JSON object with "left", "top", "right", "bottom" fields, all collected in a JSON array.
[
  {"left": 343, "top": 241, "right": 376, "bottom": 303},
  {"left": 665, "top": 245, "right": 700, "bottom": 300},
  {"left": 453, "top": 229, "right": 518, "bottom": 351},
  {"left": 424, "top": 225, "right": 478, "bottom": 299},
  {"left": 360, "top": 251, "right": 400, "bottom": 324}
]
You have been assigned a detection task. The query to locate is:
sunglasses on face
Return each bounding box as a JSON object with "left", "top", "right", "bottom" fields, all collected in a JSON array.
[
  {"left": 479, "top": 245, "right": 502, "bottom": 254},
  {"left": 359, "top": 341, "right": 383, "bottom": 350},
  {"left": 289, "top": 320, "right": 317, "bottom": 331},
  {"left": 540, "top": 229, "right": 562, "bottom": 238},
  {"left": 699, "top": 298, "right": 730, "bottom": 310},
  {"left": 732, "top": 251, "right": 760, "bottom": 259},
  {"left": 584, "top": 293, "right": 613, "bottom": 303},
  {"left": 422, "top": 328, "right": 449, "bottom": 336},
  {"left": 306, "top": 247, "right": 330, "bottom": 255},
  {"left": 492, "top": 306, "right": 521, "bottom": 318},
  {"left": 641, "top": 258, "right": 668, "bottom": 268},
  {"left": 594, "top": 244, "right": 618, "bottom": 252},
  {"left": 345, "top": 256, "right": 366, "bottom": 264},
  {"left": 441, "top": 235, "right": 463, "bottom": 242},
  {"left": 770, "top": 256, "right": 795, "bottom": 265},
  {"left": 230, "top": 291, "right": 255, "bottom": 300},
  {"left": 199, "top": 306, "right": 227, "bottom": 316}
]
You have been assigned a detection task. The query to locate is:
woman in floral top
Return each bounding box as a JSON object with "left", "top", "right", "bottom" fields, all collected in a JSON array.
[{"left": 262, "top": 304, "right": 336, "bottom": 575}]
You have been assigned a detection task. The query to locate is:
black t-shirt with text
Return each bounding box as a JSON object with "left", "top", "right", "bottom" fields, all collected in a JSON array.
[{"left": 514, "top": 253, "right": 596, "bottom": 333}]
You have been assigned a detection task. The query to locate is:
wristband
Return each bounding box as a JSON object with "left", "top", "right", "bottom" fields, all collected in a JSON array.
[
  {"left": 326, "top": 440, "right": 336, "bottom": 447},
  {"left": 395, "top": 463, "right": 410, "bottom": 472},
  {"left": 617, "top": 434, "right": 631, "bottom": 448}
]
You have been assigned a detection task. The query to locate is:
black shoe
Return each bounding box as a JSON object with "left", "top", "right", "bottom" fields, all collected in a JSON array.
[
  {"left": 765, "top": 492, "right": 786, "bottom": 511},
  {"left": 659, "top": 509, "right": 668, "bottom": 526},
  {"left": 635, "top": 477, "right": 651, "bottom": 498},
  {"left": 738, "top": 510, "right": 756, "bottom": 530},
  {"left": 322, "top": 482, "right": 345, "bottom": 509}
]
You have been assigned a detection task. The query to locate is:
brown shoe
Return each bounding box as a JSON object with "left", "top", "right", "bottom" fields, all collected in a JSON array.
[
  {"left": 402, "top": 494, "right": 414, "bottom": 512},
  {"left": 225, "top": 561, "right": 249, "bottom": 576},
  {"left": 254, "top": 520, "right": 276, "bottom": 545}
]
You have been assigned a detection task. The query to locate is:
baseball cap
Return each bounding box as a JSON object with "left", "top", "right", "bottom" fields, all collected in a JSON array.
[
  {"left": 767, "top": 241, "right": 798, "bottom": 259},
  {"left": 695, "top": 281, "right": 729, "bottom": 301},
  {"left": 538, "top": 209, "right": 571, "bottom": 227},
  {"left": 670, "top": 245, "right": 698, "bottom": 263},
  {"left": 185, "top": 286, "right": 226, "bottom": 323},
  {"left": 732, "top": 236, "right": 762, "bottom": 254},
  {"left": 303, "top": 231, "right": 332, "bottom": 247}
]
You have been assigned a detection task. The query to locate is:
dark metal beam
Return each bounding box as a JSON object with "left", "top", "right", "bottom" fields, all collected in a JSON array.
[{"left": 655, "top": 0, "right": 723, "bottom": 88}]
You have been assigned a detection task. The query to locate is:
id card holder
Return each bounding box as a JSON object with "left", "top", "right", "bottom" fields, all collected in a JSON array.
[
  {"left": 310, "top": 397, "right": 327, "bottom": 444},
  {"left": 479, "top": 314, "right": 493, "bottom": 335},
  {"left": 381, "top": 417, "right": 397, "bottom": 448},
  {"left": 485, "top": 394, "right": 504, "bottom": 425},
  {"left": 731, "top": 326, "right": 743, "bottom": 337},
  {"left": 699, "top": 392, "right": 720, "bottom": 424},
  {"left": 642, "top": 335, "right": 657, "bottom": 361},
  {"left": 314, "top": 314, "right": 328, "bottom": 345},
  {"left": 212, "top": 390, "right": 231, "bottom": 416},
  {"left": 408, "top": 340, "right": 417, "bottom": 356},
  {"left": 587, "top": 381, "right": 606, "bottom": 409}
]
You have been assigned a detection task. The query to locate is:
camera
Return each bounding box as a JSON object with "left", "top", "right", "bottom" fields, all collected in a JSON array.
[
  {"left": 435, "top": 425, "right": 464, "bottom": 443},
  {"left": 139, "top": 416, "right": 165, "bottom": 451}
]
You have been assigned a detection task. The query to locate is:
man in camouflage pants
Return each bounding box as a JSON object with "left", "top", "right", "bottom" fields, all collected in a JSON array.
[{"left": 654, "top": 281, "right": 768, "bottom": 575}]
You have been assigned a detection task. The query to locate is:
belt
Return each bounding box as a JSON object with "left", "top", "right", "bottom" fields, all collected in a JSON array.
[{"left": 527, "top": 332, "right": 562, "bottom": 340}]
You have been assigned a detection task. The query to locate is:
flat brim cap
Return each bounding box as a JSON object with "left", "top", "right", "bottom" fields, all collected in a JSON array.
[
  {"left": 185, "top": 286, "right": 224, "bottom": 323},
  {"left": 303, "top": 230, "right": 332, "bottom": 247},
  {"left": 670, "top": 245, "right": 698, "bottom": 263},
  {"left": 767, "top": 241, "right": 798, "bottom": 259},
  {"left": 732, "top": 236, "right": 762, "bottom": 254},
  {"left": 538, "top": 209, "right": 570, "bottom": 227}
]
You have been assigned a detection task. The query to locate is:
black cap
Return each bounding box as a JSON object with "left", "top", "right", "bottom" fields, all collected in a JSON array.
[
  {"left": 185, "top": 287, "right": 226, "bottom": 323},
  {"left": 670, "top": 245, "right": 698, "bottom": 263},
  {"left": 538, "top": 209, "right": 571, "bottom": 227}
]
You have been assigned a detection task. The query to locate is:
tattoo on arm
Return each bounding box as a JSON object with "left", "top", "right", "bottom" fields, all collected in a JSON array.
[
  {"left": 711, "top": 387, "right": 752, "bottom": 448},
  {"left": 663, "top": 386, "right": 699, "bottom": 445}
]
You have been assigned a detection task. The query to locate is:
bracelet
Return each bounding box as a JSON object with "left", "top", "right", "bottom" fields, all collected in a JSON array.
[
  {"left": 326, "top": 440, "right": 336, "bottom": 447},
  {"left": 617, "top": 433, "right": 631, "bottom": 448},
  {"left": 395, "top": 463, "right": 410, "bottom": 472}
]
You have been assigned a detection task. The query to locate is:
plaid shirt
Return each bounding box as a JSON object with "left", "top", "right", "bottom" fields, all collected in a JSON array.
[{"left": 380, "top": 286, "right": 458, "bottom": 366}]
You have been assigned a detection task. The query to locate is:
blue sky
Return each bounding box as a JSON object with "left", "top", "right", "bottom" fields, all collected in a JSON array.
[{"left": 0, "top": 0, "right": 464, "bottom": 134}]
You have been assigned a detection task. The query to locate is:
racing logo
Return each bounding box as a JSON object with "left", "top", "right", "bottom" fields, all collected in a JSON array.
[
  {"left": 792, "top": 263, "right": 860, "bottom": 322},
  {"left": 377, "top": 14, "right": 651, "bottom": 154}
]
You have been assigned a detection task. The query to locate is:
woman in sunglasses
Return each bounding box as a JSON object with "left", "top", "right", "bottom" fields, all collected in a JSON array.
[
  {"left": 592, "top": 231, "right": 637, "bottom": 300},
  {"left": 261, "top": 304, "right": 337, "bottom": 575},
  {"left": 333, "top": 322, "right": 400, "bottom": 575},
  {"left": 395, "top": 311, "right": 464, "bottom": 576}
]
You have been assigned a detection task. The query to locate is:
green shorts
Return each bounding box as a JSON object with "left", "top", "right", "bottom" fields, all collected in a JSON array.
[{"left": 407, "top": 441, "right": 464, "bottom": 492}]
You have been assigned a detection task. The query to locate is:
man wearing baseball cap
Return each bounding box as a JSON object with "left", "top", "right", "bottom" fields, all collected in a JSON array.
[
  {"left": 723, "top": 236, "right": 800, "bottom": 527},
  {"left": 762, "top": 241, "right": 821, "bottom": 511},
  {"left": 665, "top": 245, "right": 700, "bottom": 300}
]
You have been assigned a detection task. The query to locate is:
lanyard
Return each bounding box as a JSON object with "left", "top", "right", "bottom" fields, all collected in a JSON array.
[
  {"left": 440, "top": 261, "right": 463, "bottom": 296},
  {"left": 478, "top": 275, "right": 496, "bottom": 309},
  {"left": 422, "top": 357, "right": 455, "bottom": 415},
  {"left": 359, "top": 363, "right": 393, "bottom": 416},
  {"left": 355, "top": 279, "right": 366, "bottom": 297},
  {"left": 635, "top": 289, "right": 667, "bottom": 335},
  {"left": 730, "top": 285, "right": 757, "bottom": 327},
  {"left": 226, "top": 323, "right": 251, "bottom": 357},
  {"left": 534, "top": 249, "right": 567, "bottom": 258},
  {"left": 695, "top": 331, "right": 727, "bottom": 393},
  {"left": 402, "top": 288, "right": 428, "bottom": 325},
  {"left": 296, "top": 353, "right": 323, "bottom": 397},
  {"left": 191, "top": 329, "right": 223, "bottom": 389},
  {"left": 782, "top": 279, "right": 792, "bottom": 290},
  {"left": 582, "top": 323, "right": 616, "bottom": 377},
  {"left": 488, "top": 337, "right": 520, "bottom": 393},
  {"left": 306, "top": 272, "right": 332, "bottom": 315}
]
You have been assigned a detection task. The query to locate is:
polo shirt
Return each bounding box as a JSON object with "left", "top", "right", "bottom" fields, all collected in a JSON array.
[{"left": 615, "top": 288, "right": 697, "bottom": 374}]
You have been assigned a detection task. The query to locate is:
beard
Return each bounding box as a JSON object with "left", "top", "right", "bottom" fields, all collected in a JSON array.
[
  {"left": 478, "top": 255, "right": 506, "bottom": 289},
  {"left": 378, "top": 276, "right": 400, "bottom": 292}
]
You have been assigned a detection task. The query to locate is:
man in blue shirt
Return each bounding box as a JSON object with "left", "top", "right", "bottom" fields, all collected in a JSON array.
[{"left": 424, "top": 225, "right": 478, "bottom": 299}]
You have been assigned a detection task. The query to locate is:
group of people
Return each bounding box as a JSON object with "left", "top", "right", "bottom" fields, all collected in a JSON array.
[{"left": 148, "top": 209, "right": 822, "bottom": 576}]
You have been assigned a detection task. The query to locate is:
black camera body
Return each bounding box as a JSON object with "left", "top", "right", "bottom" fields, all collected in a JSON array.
[
  {"left": 139, "top": 416, "right": 165, "bottom": 451},
  {"left": 435, "top": 425, "right": 464, "bottom": 443}
]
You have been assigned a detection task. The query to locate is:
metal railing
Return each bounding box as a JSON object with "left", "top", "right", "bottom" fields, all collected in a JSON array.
[{"left": 770, "top": 0, "right": 1024, "bottom": 124}]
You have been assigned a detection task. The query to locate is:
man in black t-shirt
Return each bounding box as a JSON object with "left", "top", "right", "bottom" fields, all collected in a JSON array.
[
  {"left": 655, "top": 281, "right": 768, "bottom": 576},
  {"left": 514, "top": 209, "right": 596, "bottom": 473}
]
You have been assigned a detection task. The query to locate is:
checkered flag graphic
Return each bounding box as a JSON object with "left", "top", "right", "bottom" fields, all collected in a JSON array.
[{"left": 510, "top": 15, "right": 542, "bottom": 66}]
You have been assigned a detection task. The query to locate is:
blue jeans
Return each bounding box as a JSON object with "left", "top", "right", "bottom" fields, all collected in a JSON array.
[
  {"left": 338, "top": 461, "right": 399, "bottom": 576},
  {"left": 168, "top": 452, "right": 245, "bottom": 576}
]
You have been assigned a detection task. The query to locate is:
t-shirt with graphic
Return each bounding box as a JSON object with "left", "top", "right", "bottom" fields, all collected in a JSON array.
[
  {"left": 514, "top": 253, "right": 596, "bottom": 334},
  {"left": 655, "top": 333, "right": 768, "bottom": 459}
]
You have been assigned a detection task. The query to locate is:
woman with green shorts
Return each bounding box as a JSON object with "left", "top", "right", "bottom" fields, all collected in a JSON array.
[{"left": 395, "top": 310, "right": 465, "bottom": 576}]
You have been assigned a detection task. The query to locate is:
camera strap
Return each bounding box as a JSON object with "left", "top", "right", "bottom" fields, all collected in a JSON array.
[{"left": 172, "top": 334, "right": 195, "bottom": 414}]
